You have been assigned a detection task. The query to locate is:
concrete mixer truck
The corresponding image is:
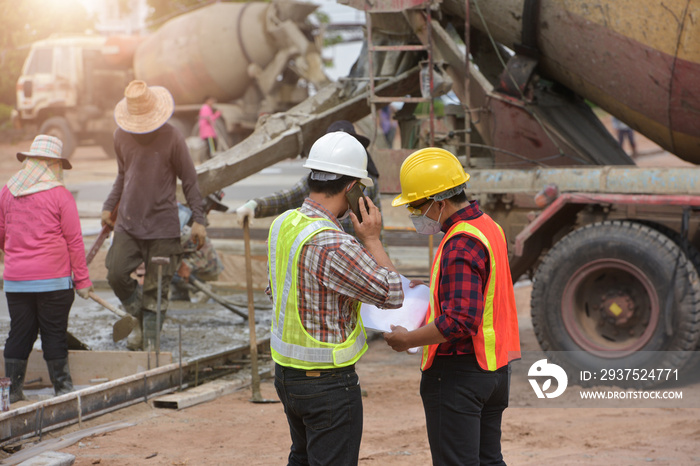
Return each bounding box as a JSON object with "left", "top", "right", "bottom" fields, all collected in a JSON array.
[
  {"left": 187, "top": 0, "right": 700, "bottom": 382},
  {"left": 12, "top": 1, "right": 328, "bottom": 158}
]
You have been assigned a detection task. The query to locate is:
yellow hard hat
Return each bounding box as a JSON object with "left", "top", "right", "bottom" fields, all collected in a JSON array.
[{"left": 392, "top": 147, "right": 470, "bottom": 206}]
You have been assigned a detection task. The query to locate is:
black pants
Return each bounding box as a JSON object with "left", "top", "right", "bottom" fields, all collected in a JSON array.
[
  {"left": 4, "top": 289, "right": 75, "bottom": 361},
  {"left": 274, "top": 364, "right": 363, "bottom": 466},
  {"left": 106, "top": 232, "right": 182, "bottom": 312},
  {"left": 420, "top": 354, "right": 511, "bottom": 466}
]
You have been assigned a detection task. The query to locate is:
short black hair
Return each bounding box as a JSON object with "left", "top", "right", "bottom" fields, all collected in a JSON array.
[
  {"left": 444, "top": 190, "right": 468, "bottom": 205},
  {"left": 307, "top": 173, "right": 357, "bottom": 196}
]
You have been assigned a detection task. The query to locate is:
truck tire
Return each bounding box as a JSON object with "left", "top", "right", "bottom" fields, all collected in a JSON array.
[
  {"left": 39, "top": 116, "right": 76, "bottom": 159},
  {"left": 640, "top": 221, "right": 700, "bottom": 355},
  {"left": 530, "top": 221, "right": 700, "bottom": 387}
]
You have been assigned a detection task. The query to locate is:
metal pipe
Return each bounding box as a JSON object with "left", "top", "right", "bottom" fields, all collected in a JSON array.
[
  {"left": 179, "top": 324, "right": 183, "bottom": 392},
  {"left": 427, "top": 6, "right": 435, "bottom": 147},
  {"left": 156, "top": 265, "right": 162, "bottom": 367},
  {"left": 244, "top": 217, "right": 263, "bottom": 402},
  {"left": 466, "top": 167, "right": 700, "bottom": 195},
  {"left": 464, "top": 0, "right": 471, "bottom": 164},
  {"left": 152, "top": 256, "right": 171, "bottom": 368}
]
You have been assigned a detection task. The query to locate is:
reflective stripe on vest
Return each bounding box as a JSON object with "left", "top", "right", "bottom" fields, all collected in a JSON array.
[
  {"left": 268, "top": 210, "right": 368, "bottom": 369},
  {"left": 421, "top": 214, "right": 521, "bottom": 371}
]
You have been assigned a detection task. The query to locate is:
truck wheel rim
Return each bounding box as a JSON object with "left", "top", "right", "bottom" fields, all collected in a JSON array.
[{"left": 561, "top": 258, "right": 659, "bottom": 357}]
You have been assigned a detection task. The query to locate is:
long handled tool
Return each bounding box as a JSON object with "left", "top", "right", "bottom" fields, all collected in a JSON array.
[
  {"left": 88, "top": 292, "right": 137, "bottom": 343},
  {"left": 188, "top": 278, "right": 248, "bottom": 320},
  {"left": 244, "top": 217, "right": 278, "bottom": 403},
  {"left": 152, "top": 256, "right": 170, "bottom": 368},
  {"left": 86, "top": 203, "right": 119, "bottom": 266}
]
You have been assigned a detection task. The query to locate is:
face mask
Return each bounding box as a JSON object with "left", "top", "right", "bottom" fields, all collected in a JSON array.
[{"left": 410, "top": 201, "right": 442, "bottom": 235}]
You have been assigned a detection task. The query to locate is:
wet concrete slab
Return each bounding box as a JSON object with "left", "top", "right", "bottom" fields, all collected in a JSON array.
[{"left": 0, "top": 288, "right": 274, "bottom": 364}]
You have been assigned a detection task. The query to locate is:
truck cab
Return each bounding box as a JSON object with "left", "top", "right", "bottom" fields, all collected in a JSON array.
[{"left": 14, "top": 34, "right": 131, "bottom": 158}]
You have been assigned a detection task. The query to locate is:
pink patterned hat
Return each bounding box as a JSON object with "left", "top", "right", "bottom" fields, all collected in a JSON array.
[{"left": 17, "top": 134, "right": 72, "bottom": 169}]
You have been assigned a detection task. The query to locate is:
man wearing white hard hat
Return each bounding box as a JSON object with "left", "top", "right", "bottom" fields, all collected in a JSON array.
[
  {"left": 268, "top": 131, "right": 404, "bottom": 465},
  {"left": 234, "top": 120, "right": 384, "bottom": 241},
  {"left": 101, "top": 80, "right": 207, "bottom": 351}
]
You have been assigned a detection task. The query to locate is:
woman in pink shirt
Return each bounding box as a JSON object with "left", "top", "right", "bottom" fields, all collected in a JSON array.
[
  {"left": 0, "top": 135, "right": 93, "bottom": 403},
  {"left": 198, "top": 96, "right": 221, "bottom": 159}
]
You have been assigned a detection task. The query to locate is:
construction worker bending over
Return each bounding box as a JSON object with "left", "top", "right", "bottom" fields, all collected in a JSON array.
[
  {"left": 385, "top": 148, "right": 521, "bottom": 466},
  {"left": 170, "top": 198, "right": 225, "bottom": 302},
  {"left": 235, "top": 120, "right": 383, "bottom": 239},
  {"left": 1, "top": 135, "right": 93, "bottom": 402},
  {"left": 269, "top": 132, "right": 404, "bottom": 465},
  {"left": 101, "top": 80, "right": 207, "bottom": 351}
]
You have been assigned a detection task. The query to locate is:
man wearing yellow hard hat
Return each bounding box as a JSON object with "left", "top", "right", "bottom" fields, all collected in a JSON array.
[{"left": 384, "top": 147, "right": 521, "bottom": 465}]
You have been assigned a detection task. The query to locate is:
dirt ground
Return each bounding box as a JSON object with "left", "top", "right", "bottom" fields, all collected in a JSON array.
[
  {"left": 39, "top": 283, "right": 699, "bottom": 466},
  {"left": 1, "top": 123, "right": 699, "bottom": 464}
]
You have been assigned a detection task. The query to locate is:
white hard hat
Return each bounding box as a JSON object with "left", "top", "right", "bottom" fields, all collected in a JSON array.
[{"left": 304, "top": 132, "right": 373, "bottom": 187}]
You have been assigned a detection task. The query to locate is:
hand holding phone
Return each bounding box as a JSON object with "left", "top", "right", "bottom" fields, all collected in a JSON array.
[{"left": 345, "top": 183, "right": 367, "bottom": 223}]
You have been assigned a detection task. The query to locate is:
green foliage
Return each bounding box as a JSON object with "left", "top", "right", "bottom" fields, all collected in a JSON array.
[
  {"left": 146, "top": 0, "right": 245, "bottom": 27},
  {"left": 314, "top": 11, "right": 331, "bottom": 25},
  {"left": 0, "top": 103, "right": 13, "bottom": 128},
  {"left": 323, "top": 34, "right": 344, "bottom": 48},
  {"left": 414, "top": 99, "right": 445, "bottom": 117},
  {"left": 0, "top": 0, "right": 92, "bottom": 106}
]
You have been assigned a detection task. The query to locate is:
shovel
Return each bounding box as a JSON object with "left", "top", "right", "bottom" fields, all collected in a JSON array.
[
  {"left": 88, "top": 291, "right": 138, "bottom": 343},
  {"left": 243, "top": 217, "right": 279, "bottom": 404}
]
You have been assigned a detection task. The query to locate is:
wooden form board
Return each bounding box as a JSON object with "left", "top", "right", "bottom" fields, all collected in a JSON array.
[
  {"left": 153, "top": 367, "right": 272, "bottom": 410},
  {"left": 0, "top": 351, "right": 173, "bottom": 388}
]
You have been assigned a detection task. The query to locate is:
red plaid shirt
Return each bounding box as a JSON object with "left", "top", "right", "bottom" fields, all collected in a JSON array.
[
  {"left": 293, "top": 199, "right": 403, "bottom": 343},
  {"left": 434, "top": 201, "right": 491, "bottom": 356}
]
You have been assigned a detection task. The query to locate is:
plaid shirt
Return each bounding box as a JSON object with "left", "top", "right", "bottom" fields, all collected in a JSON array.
[
  {"left": 254, "top": 175, "right": 383, "bottom": 238},
  {"left": 433, "top": 201, "right": 490, "bottom": 356},
  {"left": 288, "top": 199, "right": 403, "bottom": 343}
]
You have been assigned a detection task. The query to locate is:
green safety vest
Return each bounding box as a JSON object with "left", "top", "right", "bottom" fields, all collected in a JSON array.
[{"left": 268, "top": 209, "right": 368, "bottom": 369}]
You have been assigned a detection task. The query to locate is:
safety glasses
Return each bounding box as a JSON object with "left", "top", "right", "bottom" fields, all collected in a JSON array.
[{"left": 405, "top": 198, "right": 432, "bottom": 216}]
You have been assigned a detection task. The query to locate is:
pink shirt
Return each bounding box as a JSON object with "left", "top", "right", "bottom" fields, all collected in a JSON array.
[
  {"left": 0, "top": 185, "right": 92, "bottom": 289},
  {"left": 198, "top": 104, "right": 221, "bottom": 139}
]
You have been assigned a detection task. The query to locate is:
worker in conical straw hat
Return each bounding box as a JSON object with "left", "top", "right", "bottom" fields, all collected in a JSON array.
[
  {"left": 384, "top": 147, "right": 521, "bottom": 465},
  {"left": 268, "top": 131, "right": 403, "bottom": 465},
  {"left": 102, "top": 80, "right": 207, "bottom": 351},
  {"left": 1, "top": 134, "right": 94, "bottom": 403}
]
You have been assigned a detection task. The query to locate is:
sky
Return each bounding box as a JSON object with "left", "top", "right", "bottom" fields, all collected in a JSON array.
[
  {"left": 79, "top": 0, "right": 365, "bottom": 82},
  {"left": 312, "top": 0, "right": 365, "bottom": 80}
]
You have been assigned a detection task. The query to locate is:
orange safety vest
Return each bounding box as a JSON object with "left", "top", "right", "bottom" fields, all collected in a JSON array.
[{"left": 421, "top": 213, "right": 521, "bottom": 371}]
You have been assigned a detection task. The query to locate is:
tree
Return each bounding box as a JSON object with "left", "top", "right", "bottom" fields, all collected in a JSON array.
[
  {"left": 145, "top": 0, "right": 214, "bottom": 28},
  {"left": 0, "top": 0, "right": 92, "bottom": 108}
]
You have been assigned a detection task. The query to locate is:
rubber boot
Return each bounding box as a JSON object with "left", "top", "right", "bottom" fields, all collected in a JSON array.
[
  {"left": 142, "top": 310, "right": 165, "bottom": 351},
  {"left": 46, "top": 358, "right": 74, "bottom": 396},
  {"left": 169, "top": 282, "right": 191, "bottom": 302},
  {"left": 126, "top": 310, "right": 143, "bottom": 351},
  {"left": 5, "top": 358, "right": 28, "bottom": 403},
  {"left": 123, "top": 285, "right": 144, "bottom": 351},
  {"left": 121, "top": 284, "right": 143, "bottom": 317}
]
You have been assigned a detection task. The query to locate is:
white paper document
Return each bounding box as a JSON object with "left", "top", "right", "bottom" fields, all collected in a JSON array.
[{"left": 360, "top": 275, "right": 430, "bottom": 333}]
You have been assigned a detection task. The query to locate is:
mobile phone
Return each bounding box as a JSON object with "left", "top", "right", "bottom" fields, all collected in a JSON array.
[{"left": 345, "top": 183, "right": 367, "bottom": 222}]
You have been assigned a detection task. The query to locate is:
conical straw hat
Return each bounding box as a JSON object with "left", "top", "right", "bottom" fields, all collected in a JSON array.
[{"left": 114, "top": 80, "right": 174, "bottom": 134}]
